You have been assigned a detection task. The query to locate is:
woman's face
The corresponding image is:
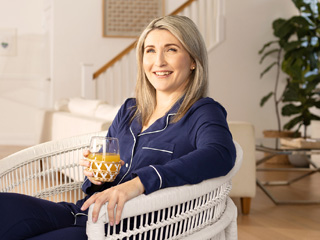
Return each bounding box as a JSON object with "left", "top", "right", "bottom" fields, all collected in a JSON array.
[{"left": 143, "top": 29, "right": 195, "bottom": 97}]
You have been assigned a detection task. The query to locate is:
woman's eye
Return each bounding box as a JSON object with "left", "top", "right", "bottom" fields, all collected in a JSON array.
[
  {"left": 145, "top": 49, "right": 155, "bottom": 53},
  {"left": 168, "top": 48, "right": 177, "bottom": 52}
]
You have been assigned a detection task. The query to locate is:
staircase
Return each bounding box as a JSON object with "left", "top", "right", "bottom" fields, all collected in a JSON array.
[{"left": 81, "top": 0, "right": 225, "bottom": 106}]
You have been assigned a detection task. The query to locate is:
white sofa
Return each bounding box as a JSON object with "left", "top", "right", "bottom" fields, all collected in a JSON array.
[
  {"left": 37, "top": 98, "right": 119, "bottom": 143},
  {"left": 37, "top": 99, "right": 256, "bottom": 214},
  {"left": 228, "top": 121, "right": 256, "bottom": 214}
]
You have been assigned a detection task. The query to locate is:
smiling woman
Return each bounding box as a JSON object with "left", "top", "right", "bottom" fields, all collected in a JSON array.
[{"left": 135, "top": 15, "right": 208, "bottom": 126}]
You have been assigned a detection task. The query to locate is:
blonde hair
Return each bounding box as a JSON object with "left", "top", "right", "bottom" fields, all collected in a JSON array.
[{"left": 135, "top": 15, "right": 208, "bottom": 124}]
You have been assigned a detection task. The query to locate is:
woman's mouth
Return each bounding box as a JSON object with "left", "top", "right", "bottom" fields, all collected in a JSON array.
[{"left": 154, "top": 71, "right": 172, "bottom": 76}]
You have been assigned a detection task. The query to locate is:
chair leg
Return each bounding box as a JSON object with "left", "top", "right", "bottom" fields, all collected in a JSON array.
[{"left": 240, "top": 197, "right": 251, "bottom": 215}]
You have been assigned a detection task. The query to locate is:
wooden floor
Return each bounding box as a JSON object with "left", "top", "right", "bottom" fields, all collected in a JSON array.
[
  {"left": 1, "top": 146, "right": 320, "bottom": 239},
  {"left": 235, "top": 163, "right": 320, "bottom": 240}
]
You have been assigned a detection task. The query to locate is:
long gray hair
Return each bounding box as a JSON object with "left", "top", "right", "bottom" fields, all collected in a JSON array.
[{"left": 134, "top": 15, "right": 208, "bottom": 124}]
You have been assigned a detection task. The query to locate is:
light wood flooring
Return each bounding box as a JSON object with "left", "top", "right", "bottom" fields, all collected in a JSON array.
[
  {"left": 235, "top": 163, "right": 320, "bottom": 240},
  {"left": 1, "top": 146, "right": 320, "bottom": 239}
]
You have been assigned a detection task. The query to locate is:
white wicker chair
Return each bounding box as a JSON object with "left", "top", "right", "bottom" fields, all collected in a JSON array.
[{"left": 0, "top": 132, "right": 242, "bottom": 240}]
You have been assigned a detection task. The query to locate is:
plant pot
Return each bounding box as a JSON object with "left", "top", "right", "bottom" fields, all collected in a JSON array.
[{"left": 288, "top": 154, "right": 309, "bottom": 168}]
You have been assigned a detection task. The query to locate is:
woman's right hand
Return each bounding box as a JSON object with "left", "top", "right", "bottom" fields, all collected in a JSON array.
[{"left": 79, "top": 149, "right": 104, "bottom": 186}]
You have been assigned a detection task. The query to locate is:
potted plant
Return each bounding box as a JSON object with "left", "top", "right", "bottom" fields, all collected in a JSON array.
[{"left": 259, "top": 0, "right": 320, "bottom": 138}]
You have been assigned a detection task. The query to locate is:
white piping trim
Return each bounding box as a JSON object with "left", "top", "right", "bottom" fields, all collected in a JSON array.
[
  {"left": 71, "top": 211, "right": 88, "bottom": 225},
  {"left": 142, "top": 147, "right": 173, "bottom": 154},
  {"left": 149, "top": 165, "right": 162, "bottom": 190},
  {"left": 74, "top": 213, "right": 88, "bottom": 225},
  {"left": 117, "top": 126, "right": 136, "bottom": 185},
  {"left": 81, "top": 177, "right": 89, "bottom": 189},
  {"left": 139, "top": 113, "right": 176, "bottom": 136}
]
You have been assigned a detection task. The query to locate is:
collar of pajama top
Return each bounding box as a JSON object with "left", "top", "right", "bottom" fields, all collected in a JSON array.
[{"left": 130, "top": 98, "right": 181, "bottom": 137}]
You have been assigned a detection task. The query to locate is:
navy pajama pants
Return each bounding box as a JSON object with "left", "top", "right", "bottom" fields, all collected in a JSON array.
[{"left": 0, "top": 193, "right": 88, "bottom": 240}]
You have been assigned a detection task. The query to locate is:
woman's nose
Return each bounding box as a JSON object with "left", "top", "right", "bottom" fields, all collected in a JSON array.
[{"left": 155, "top": 52, "right": 166, "bottom": 67}]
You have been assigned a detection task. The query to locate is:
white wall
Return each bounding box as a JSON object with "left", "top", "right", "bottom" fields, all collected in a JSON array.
[
  {"left": 208, "top": 0, "right": 297, "bottom": 138},
  {"left": 0, "top": 0, "right": 49, "bottom": 145}
]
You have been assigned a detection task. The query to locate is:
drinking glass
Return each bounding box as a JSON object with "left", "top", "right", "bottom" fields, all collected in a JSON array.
[{"left": 86, "top": 136, "right": 121, "bottom": 182}]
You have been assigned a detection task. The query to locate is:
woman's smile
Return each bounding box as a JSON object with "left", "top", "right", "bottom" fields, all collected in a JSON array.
[{"left": 154, "top": 71, "right": 173, "bottom": 77}]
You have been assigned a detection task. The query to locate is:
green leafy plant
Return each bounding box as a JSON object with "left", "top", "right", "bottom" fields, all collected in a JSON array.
[{"left": 259, "top": 0, "right": 320, "bottom": 138}]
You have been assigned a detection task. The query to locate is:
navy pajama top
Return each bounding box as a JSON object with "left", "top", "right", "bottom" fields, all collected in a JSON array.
[{"left": 79, "top": 97, "right": 236, "bottom": 203}]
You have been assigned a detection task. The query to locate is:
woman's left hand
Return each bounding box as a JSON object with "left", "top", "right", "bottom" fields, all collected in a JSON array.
[{"left": 81, "top": 177, "right": 145, "bottom": 226}]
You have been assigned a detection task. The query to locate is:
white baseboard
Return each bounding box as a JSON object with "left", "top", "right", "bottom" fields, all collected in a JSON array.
[{"left": 0, "top": 133, "right": 36, "bottom": 146}]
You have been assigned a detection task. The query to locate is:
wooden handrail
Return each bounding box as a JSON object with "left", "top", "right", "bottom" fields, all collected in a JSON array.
[
  {"left": 169, "top": 0, "right": 195, "bottom": 16},
  {"left": 93, "top": 0, "right": 196, "bottom": 80},
  {"left": 93, "top": 41, "right": 137, "bottom": 79}
]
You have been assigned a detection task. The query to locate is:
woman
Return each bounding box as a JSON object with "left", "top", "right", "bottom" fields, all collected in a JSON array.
[{"left": 0, "top": 15, "right": 235, "bottom": 239}]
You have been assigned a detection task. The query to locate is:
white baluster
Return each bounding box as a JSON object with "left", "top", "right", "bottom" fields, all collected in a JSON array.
[
  {"left": 198, "top": 0, "right": 206, "bottom": 45},
  {"left": 206, "top": 0, "right": 215, "bottom": 48}
]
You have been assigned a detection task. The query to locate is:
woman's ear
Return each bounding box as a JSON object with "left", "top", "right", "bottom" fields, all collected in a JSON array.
[{"left": 190, "top": 59, "right": 196, "bottom": 71}]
